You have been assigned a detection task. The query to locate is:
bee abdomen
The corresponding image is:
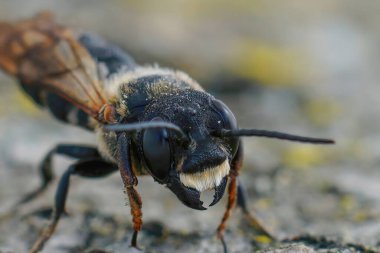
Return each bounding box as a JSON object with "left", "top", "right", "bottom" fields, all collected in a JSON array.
[
  {"left": 79, "top": 33, "right": 137, "bottom": 78},
  {"left": 45, "top": 92, "right": 94, "bottom": 130}
]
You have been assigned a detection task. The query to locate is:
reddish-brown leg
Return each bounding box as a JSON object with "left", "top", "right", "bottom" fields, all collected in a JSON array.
[
  {"left": 122, "top": 185, "right": 143, "bottom": 248},
  {"left": 217, "top": 141, "right": 274, "bottom": 252},
  {"left": 216, "top": 142, "right": 242, "bottom": 253},
  {"left": 217, "top": 172, "right": 238, "bottom": 253},
  {"left": 117, "top": 133, "right": 143, "bottom": 248}
]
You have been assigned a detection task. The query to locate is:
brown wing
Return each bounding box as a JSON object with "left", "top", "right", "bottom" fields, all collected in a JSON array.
[{"left": 0, "top": 12, "right": 108, "bottom": 119}]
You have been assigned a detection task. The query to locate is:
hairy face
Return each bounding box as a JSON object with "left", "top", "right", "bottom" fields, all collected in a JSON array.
[
  {"left": 136, "top": 90, "right": 239, "bottom": 210},
  {"left": 179, "top": 159, "right": 230, "bottom": 192}
]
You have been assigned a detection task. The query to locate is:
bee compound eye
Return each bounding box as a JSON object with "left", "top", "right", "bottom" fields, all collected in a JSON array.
[
  {"left": 212, "top": 99, "right": 238, "bottom": 130},
  {"left": 212, "top": 99, "right": 239, "bottom": 157},
  {"left": 142, "top": 118, "right": 171, "bottom": 181}
]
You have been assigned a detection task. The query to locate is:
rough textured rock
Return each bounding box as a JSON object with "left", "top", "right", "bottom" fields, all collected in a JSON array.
[{"left": 1, "top": 1, "right": 380, "bottom": 253}]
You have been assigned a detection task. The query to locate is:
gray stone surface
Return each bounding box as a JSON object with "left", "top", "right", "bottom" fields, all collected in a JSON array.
[{"left": 1, "top": 1, "right": 380, "bottom": 253}]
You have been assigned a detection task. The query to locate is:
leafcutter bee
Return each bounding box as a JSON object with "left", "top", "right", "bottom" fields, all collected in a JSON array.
[{"left": 0, "top": 12, "right": 334, "bottom": 253}]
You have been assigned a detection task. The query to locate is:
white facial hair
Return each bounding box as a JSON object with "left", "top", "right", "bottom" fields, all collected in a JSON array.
[{"left": 179, "top": 159, "right": 230, "bottom": 192}]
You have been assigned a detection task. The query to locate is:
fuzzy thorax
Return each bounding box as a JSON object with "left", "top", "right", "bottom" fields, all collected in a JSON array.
[{"left": 179, "top": 159, "right": 230, "bottom": 192}]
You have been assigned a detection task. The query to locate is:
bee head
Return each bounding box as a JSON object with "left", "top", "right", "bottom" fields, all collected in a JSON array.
[
  {"left": 105, "top": 90, "right": 334, "bottom": 210},
  {"left": 135, "top": 91, "right": 238, "bottom": 210}
]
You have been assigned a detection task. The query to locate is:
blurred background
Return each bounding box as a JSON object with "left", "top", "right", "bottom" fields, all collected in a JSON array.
[{"left": 0, "top": 1, "right": 380, "bottom": 253}]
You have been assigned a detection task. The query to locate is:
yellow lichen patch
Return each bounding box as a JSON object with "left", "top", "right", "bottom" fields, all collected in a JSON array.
[
  {"left": 253, "top": 235, "right": 273, "bottom": 244},
  {"left": 256, "top": 198, "right": 273, "bottom": 210},
  {"left": 337, "top": 195, "right": 360, "bottom": 219},
  {"left": 89, "top": 217, "right": 115, "bottom": 236},
  {"left": 282, "top": 146, "right": 327, "bottom": 170},
  {"left": 0, "top": 91, "right": 6, "bottom": 116},
  {"left": 231, "top": 41, "right": 309, "bottom": 87},
  {"left": 339, "top": 195, "right": 356, "bottom": 212},
  {"left": 304, "top": 99, "right": 341, "bottom": 127},
  {"left": 353, "top": 210, "right": 372, "bottom": 222},
  {"left": 13, "top": 91, "right": 40, "bottom": 115}
]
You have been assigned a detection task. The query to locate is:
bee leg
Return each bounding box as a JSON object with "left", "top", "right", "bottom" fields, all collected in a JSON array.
[
  {"left": 216, "top": 140, "right": 275, "bottom": 253},
  {"left": 217, "top": 174, "right": 237, "bottom": 253},
  {"left": 29, "top": 158, "right": 117, "bottom": 253},
  {"left": 126, "top": 187, "right": 143, "bottom": 249},
  {"left": 216, "top": 141, "right": 243, "bottom": 253},
  {"left": 236, "top": 180, "right": 275, "bottom": 240},
  {"left": 16, "top": 144, "right": 100, "bottom": 206},
  {"left": 117, "top": 133, "right": 143, "bottom": 249},
  {"left": 234, "top": 141, "right": 274, "bottom": 240}
]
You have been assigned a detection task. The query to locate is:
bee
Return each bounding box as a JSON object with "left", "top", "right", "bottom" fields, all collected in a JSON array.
[{"left": 0, "top": 12, "right": 334, "bottom": 253}]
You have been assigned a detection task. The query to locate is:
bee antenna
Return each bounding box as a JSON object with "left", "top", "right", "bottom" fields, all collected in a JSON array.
[
  {"left": 104, "top": 121, "right": 190, "bottom": 144},
  {"left": 216, "top": 129, "right": 335, "bottom": 144}
]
